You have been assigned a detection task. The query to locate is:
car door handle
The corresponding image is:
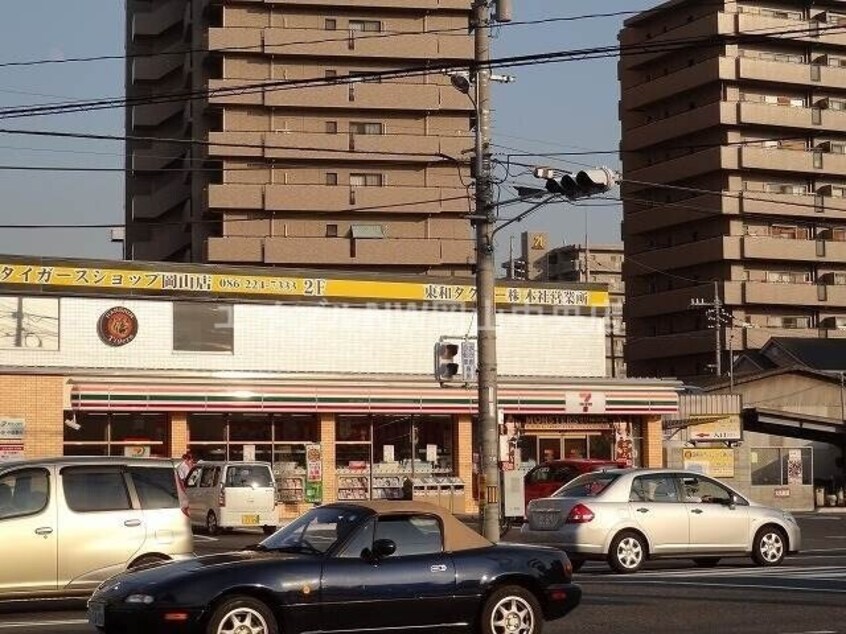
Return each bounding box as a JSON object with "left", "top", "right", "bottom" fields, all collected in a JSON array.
[
  {"left": 636, "top": 507, "right": 649, "bottom": 513},
  {"left": 34, "top": 527, "right": 53, "bottom": 536},
  {"left": 124, "top": 519, "right": 142, "bottom": 527},
  {"left": 691, "top": 509, "right": 703, "bottom": 515},
  {"left": 430, "top": 564, "right": 448, "bottom": 573}
]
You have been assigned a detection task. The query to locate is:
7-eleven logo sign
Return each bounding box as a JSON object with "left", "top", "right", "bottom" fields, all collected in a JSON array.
[{"left": 566, "top": 391, "right": 606, "bottom": 414}]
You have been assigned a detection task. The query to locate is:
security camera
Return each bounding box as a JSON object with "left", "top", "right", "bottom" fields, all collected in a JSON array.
[{"left": 63, "top": 413, "right": 81, "bottom": 431}]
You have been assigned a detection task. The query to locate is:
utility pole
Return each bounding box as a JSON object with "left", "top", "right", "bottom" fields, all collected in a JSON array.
[
  {"left": 690, "top": 281, "right": 726, "bottom": 378},
  {"left": 471, "top": 0, "right": 501, "bottom": 543},
  {"left": 508, "top": 235, "right": 515, "bottom": 280}
]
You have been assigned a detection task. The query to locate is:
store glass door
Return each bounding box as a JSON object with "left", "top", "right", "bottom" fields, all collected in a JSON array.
[{"left": 537, "top": 438, "right": 562, "bottom": 464}]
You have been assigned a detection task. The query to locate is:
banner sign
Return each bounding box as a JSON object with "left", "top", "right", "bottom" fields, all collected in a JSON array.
[
  {"left": 688, "top": 415, "right": 742, "bottom": 442},
  {"left": 683, "top": 448, "right": 735, "bottom": 478},
  {"left": 0, "top": 262, "right": 608, "bottom": 309}
]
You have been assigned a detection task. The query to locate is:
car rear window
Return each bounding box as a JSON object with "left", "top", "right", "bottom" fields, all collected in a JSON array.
[
  {"left": 225, "top": 465, "right": 273, "bottom": 488},
  {"left": 129, "top": 467, "right": 179, "bottom": 510},
  {"left": 553, "top": 472, "right": 619, "bottom": 498}
]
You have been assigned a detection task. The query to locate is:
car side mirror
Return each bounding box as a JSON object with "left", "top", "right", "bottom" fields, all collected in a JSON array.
[
  {"left": 373, "top": 538, "right": 396, "bottom": 558},
  {"left": 728, "top": 494, "right": 741, "bottom": 509},
  {"left": 369, "top": 538, "right": 396, "bottom": 561}
]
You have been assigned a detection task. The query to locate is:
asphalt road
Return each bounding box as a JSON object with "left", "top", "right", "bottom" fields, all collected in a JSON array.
[{"left": 2, "top": 514, "right": 844, "bottom": 633}]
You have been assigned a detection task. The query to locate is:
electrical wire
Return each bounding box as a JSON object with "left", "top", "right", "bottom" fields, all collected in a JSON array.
[{"left": 1, "top": 19, "right": 843, "bottom": 121}]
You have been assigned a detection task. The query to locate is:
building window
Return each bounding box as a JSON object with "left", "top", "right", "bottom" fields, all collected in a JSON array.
[
  {"left": 0, "top": 296, "right": 59, "bottom": 350},
  {"left": 349, "top": 19, "right": 382, "bottom": 32},
  {"left": 63, "top": 413, "right": 169, "bottom": 457},
  {"left": 770, "top": 224, "right": 810, "bottom": 239},
  {"left": 751, "top": 447, "right": 812, "bottom": 485},
  {"left": 326, "top": 224, "right": 339, "bottom": 237},
  {"left": 350, "top": 173, "right": 384, "bottom": 187},
  {"left": 173, "top": 302, "right": 233, "bottom": 353},
  {"left": 325, "top": 121, "right": 338, "bottom": 134},
  {"left": 326, "top": 172, "right": 339, "bottom": 186},
  {"left": 350, "top": 122, "right": 383, "bottom": 135},
  {"left": 325, "top": 18, "right": 337, "bottom": 30},
  {"left": 335, "top": 415, "right": 455, "bottom": 501}
]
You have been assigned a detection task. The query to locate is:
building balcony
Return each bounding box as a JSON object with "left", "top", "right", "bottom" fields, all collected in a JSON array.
[
  {"left": 208, "top": 27, "right": 472, "bottom": 61},
  {"left": 207, "top": 79, "right": 474, "bottom": 113},
  {"left": 739, "top": 235, "right": 846, "bottom": 261},
  {"left": 131, "top": 0, "right": 186, "bottom": 39},
  {"left": 624, "top": 286, "right": 721, "bottom": 320},
  {"left": 205, "top": 236, "right": 474, "bottom": 267},
  {"left": 130, "top": 101, "right": 185, "bottom": 128},
  {"left": 622, "top": 57, "right": 735, "bottom": 111},
  {"left": 207, "top": 183, "right": 469, "bottom": 214},
  {"left": 626, "top": 146, "right": 729, "bottom": 183},
  {"left": 131, "top": 44, "right": 186, "bottom": 83},
  {"left": 625, "top": 236, "right": 737, "bottom": 272},
  {"left": 227, "top": 0, "right": 471, "bottom": 10},
  {"left": 624, "top": 193, "right": 734, "bottom": 235},
  {"left": 206, "top": 131, "right": 473, "bottom": 162},
  {"left": 625, "top": 331, "right": 714, "bottom": 361},
  {"left": 132, "top": 177, "right": 190, "bottom": 220}
]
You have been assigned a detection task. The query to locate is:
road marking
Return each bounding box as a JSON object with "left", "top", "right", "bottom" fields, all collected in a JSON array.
[
  {"left": 193, "top": 535, "right": 218, "bottom": 542},
  {"left": 0, "top": 620, "right": 88, "bottom": 630},
  {"left": 578, "top": 579, "right": 846, "bottom": 594}
]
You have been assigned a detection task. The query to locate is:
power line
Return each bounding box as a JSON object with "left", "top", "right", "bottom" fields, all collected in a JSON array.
[
  {"left": 1, "top": 19, "right": 841, "bottom": 121},
  {"left": 0, "top": 9, "right": 666, "bottom": 70}
]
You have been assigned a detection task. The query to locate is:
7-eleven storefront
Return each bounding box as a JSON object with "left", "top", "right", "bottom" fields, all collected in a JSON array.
[{"left": 48, "top": 377, "right": 678, "bottom": 518}]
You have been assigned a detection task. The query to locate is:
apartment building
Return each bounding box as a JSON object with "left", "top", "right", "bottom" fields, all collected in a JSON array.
[
  {"left": 502, "top": 231, "right": 627, "bottom": 377},
  {"left": 125, "top": 0, "right": 475, "bottom": 275},
  {"left": 620, "top": 0, "right": 846, "bottom": 378}
]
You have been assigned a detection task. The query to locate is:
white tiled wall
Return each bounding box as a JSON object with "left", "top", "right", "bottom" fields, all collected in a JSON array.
[{"left": 0, "top": 296, "right": 606, "bottom": 378}]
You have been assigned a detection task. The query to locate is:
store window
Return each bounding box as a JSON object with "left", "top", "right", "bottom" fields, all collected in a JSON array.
[
  {"left": 336, "top": 415, "right": 455, "bottom": 501},
  {"left": 63, "top": 413, "right": 169, "bottom": 457},
  {"left": 173, "top": 302, "right": 234, "bottom": 353},
  {"left": 188, "top": 413, "right": 319, "bottom": 503}
]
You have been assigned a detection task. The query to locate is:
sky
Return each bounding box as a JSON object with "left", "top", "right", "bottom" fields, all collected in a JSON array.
[{"left": 0, "top": 0, "right": 657, "bottom": 261}]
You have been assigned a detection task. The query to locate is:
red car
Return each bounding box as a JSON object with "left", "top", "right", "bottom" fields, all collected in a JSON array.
[{"left": 523, "top": 459, "right": 628, "bottom": 507}]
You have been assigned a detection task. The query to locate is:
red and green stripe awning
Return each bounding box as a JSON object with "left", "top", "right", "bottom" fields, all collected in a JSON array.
[{"left": 70, "top": 380, "right": 679, "bottom": 416}]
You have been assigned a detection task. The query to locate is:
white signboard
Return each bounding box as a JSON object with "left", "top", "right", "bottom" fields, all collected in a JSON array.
[
  {"left": 0, "top": 418, "right": 24, "bottom": 440},
  {"left": 566, "top": 391, "right": 607, "bottom": 414},
  {"left": 383, "top": 444, "right": 395, "bottom": 463},
  {"left": 0, "top": 444, "right": 24, "bottom": 462},
  {"left": 426, "top": 444, "right": 438, "bottom": 463},
  {"left": 243, "top": 444, "right": 256, "bottom": 462}
]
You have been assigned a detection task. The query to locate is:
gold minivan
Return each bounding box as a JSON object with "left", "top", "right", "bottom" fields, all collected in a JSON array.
[{"left": 0, "top": 456, "right": 194, "bottom": 600}]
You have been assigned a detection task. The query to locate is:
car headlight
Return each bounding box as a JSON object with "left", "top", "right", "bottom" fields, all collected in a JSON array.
[{"left": 124, "top": 594, "right": 155, "bottom": 605}]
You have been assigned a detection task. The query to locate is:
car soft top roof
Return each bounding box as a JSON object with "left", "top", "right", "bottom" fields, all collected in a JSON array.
[{"left": 328, "top": 500, "right": 493, "bottom": 552}]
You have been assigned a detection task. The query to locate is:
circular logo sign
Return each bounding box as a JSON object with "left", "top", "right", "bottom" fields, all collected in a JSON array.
[{"left": 98, "top": 307, "right": 138, "bottom": 347}]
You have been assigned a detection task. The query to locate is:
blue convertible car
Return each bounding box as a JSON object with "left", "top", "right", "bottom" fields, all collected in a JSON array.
[{"left": 88, "top": 501, "right": 581, "bottom": 634}]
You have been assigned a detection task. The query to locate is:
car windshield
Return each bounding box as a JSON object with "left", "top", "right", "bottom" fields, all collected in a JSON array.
[
  {"left": 553, "top": 472, "right": 619, "bottom": 498},
  {"left": 258, "top": 506, "right": 368, "bottom": 555}
]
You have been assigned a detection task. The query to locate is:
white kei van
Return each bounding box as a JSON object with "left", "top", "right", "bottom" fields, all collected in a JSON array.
[{"left": 184, "top": 461, "right": 278, "bottom": 535}]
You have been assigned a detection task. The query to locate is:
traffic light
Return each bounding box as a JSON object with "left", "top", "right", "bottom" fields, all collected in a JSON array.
[
  {"left": 434, "top": 338, "right": 477, "bottom": 384},
  {"left": 539, "top": 167, "right": 618, "bottom": 200}
]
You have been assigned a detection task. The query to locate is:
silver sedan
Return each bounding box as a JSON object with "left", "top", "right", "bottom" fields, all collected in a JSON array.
[{"left": 520, "top": 468, "right": 801, "bottom": 573}]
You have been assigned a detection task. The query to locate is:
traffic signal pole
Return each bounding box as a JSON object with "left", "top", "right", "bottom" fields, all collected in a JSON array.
[{"left": 472, "top": 0, "right": 501, "bottom": 543}]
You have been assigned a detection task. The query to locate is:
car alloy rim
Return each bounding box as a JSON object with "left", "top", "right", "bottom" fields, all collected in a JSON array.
[
  {"left": 490, "top": 595, "right": 535, "bottom": 634},
  {"left": 617, "top": 537, "right": 643, "bottom": 568},
  {"left": 217, "top": 606, "right": 269, "bottom": 634},
  {"left": 760, "top": 532, "right": 783, "bottom": 562}
]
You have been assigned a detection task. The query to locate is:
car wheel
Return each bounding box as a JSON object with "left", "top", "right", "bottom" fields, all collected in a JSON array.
[
  {"left": 608, "top": 531, "right": 646, "bottom": 574},
  {"left": 129, "top": 554, "right": 170, "bottom": 570},
  {"left": 206, "top": 511, "right": 220, "bottom": 536},
  {"left": 692, "top": 557, "right": 720, "bottom": 568},
  {"left": 481, "top": 585, "right": 543, "bottom": 634},
  {"left": 206, "top": 596, "right": 278, "bottom": 634},
  {"left": 262, "top": 525, "right": 276, "bottom": 536},
  {"left": 752, "top": 526, "right": 786, "bottom": 567}
]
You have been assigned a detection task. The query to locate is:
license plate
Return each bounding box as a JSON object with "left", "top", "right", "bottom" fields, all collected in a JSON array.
[
  {"left": 242, "top": 514, "right": 260, "bottom": 525},
  {"left": 532, "top": 513, "right": 560, "bottom": 530},
  {"left": 88, "top": 603, "right": 105, "bottom": 627}
]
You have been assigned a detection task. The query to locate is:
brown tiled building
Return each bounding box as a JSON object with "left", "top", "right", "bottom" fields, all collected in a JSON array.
[
  {"left": 620, "top": 0, "right": 846, "bottom": 378},
  {"left": 125, "top": 0, "right": 475, "bottom": 275}
]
